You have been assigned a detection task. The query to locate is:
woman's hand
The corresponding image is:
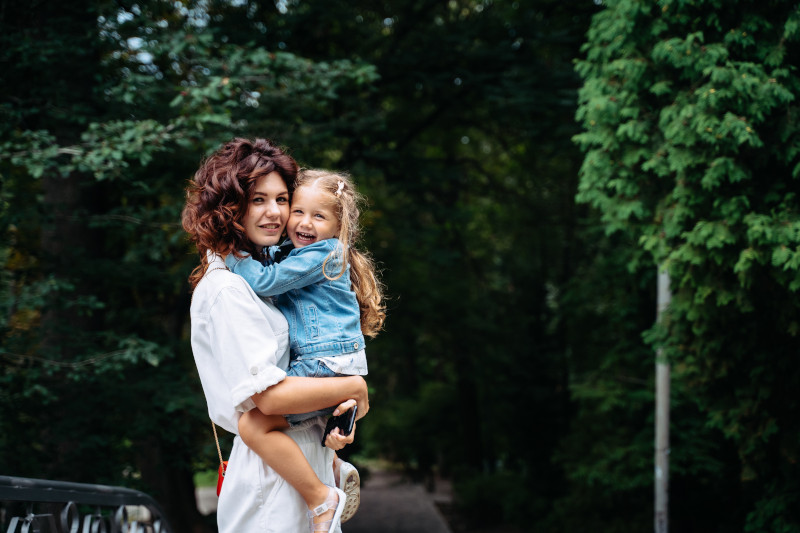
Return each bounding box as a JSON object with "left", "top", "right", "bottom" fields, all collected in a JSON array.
[
  {"left": 332, "top": 398, "right": 358, "bottom": 418},
  {"left": 324, "top": 424, "right": 356, "bottom": 450}
]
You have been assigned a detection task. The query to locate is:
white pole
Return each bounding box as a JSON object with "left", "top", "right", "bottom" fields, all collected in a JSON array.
[{"left": 655, "top": 267, "right": 671, "bottom": 533}]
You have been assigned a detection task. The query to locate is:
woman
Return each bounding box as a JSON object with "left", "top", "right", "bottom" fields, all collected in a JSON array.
[{"left": 182, "top": 137, "right": 368, "bottom": 532}]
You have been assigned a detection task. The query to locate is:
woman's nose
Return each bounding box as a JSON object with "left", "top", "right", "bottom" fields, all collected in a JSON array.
[{"left": 265, "top": 200, "right": 280, "bottom": 216}]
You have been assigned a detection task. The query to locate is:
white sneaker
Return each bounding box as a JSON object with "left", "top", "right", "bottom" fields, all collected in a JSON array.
[{"left": 335, "top": 458, "right": 361, "bottom": 523}]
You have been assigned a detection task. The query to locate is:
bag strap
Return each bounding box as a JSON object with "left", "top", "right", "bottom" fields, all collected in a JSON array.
[{"left": 211, "top": 420, "right": 224, "bottom": 466}]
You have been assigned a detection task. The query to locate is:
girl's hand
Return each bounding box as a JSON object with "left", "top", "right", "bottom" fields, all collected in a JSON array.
[{"left": 324, "top": 424, "right": 356, "bottom": 450}]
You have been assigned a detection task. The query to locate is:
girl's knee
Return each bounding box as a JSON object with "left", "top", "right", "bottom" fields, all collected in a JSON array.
[{"left": 239, "top": 410, "right": 287, "bottom": 441}]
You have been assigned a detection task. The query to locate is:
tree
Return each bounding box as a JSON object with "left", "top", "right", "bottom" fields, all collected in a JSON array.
[
  {"left": 267, "top": 1, "right": 600, "bottom": 527},
  {"left": 1, "top": 1, "right": 377, "bottom": 530},
  {"left": 2, "top": 1, "right": 614, "bottom": 530},
  {"left": 574, "top": 0, "right": 800, "bottom": 530}
]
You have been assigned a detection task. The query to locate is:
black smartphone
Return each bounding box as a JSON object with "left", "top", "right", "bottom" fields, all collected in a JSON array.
[{"left": 320, "top": 405, "right": 358, "bottom": 447}]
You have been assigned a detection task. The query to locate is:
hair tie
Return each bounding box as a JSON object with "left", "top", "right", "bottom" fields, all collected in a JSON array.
[{"left": 336, "top": 180, "right": 345, "bottom": 196}]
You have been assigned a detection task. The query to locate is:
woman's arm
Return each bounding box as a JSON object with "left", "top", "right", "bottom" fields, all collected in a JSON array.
[{"left": 251, "top": 375, "right": 369, "bottom": 420}]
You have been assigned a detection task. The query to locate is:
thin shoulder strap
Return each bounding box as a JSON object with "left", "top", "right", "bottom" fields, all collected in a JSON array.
[{"left": 211, "top": 420, "right": 224, "bottom": 465}]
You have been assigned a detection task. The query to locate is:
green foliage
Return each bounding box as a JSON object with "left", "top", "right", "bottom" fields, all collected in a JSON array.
[
  {"left": 548, "top": 227, "right": 660, "bottom": 531},
  {"left": 0, "top": 0, "right": 381, "bottom": 527},
  {"left": 8, "top": 0, "right": 760, "bottom": 531},
  {"left": 575, "top": 0, "right": 800, "bottom": 529},
  {"left": 360, "top": 381, "right": 458, "bottom": 475},
  {"left": 454, "top": 471, "right": 532, "bottom": 529},
  {"left": 0, "top": 1, "right": 594, "bottom": 530},
  {"left": 268, "top": 5, "right": 598, "bottom": 532}
]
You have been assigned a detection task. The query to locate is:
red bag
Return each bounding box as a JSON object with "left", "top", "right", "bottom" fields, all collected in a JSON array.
[
  {"left": 212, "top": 421, "right": 228, "bottom": 497},
  {"left": 216, "top": 460, "right": 228, "bottom": 496}
]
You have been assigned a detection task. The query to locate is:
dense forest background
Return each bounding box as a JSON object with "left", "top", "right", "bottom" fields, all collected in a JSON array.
[{"left": 2, "top": 0, "right": 799, "bottom": 531}]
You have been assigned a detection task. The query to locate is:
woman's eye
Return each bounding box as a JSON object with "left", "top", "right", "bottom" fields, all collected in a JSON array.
[{"left": 277, "top": 197, "right": 288, "bottom": 204}]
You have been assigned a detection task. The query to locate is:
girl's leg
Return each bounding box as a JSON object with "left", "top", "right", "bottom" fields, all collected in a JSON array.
[{"left": 238, "top": 409, "right": 342, "bottom": 529}]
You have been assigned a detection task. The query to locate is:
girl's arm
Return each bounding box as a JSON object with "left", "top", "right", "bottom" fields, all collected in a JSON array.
[
  {"left": 224, "top": 241, "right": 335, "bottom": 297},
  {"left": 251, "top": 375, "right": 369, "bottom": 421}
]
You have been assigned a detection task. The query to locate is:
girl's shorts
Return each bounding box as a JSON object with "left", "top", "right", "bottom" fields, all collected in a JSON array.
[{"left": 285, "top": 358, "right": 341, "bottom": 426}]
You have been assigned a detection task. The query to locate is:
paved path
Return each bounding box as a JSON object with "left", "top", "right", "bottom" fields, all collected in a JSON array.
[
  {"left": 196, "top": 468, "right": 453, "bottom": 533},
  {"left": 344, "top": 469, "right": 452, "bottom": 533}
]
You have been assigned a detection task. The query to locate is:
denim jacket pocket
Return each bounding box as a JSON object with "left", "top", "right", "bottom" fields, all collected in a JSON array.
[{"left": 304, "top": 304, "right": 319, "bottom": 339}]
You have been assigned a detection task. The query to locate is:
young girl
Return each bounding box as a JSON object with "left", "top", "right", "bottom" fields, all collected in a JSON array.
[{"left": 225, "top": 168, "right": 386, "bottom": 531}]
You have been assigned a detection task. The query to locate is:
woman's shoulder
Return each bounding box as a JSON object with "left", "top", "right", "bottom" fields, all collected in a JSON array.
[
  {"left": 192, "top": 268, "right": 268, "bottom": 311},
  {"left": 191, "top": 267, "right": 289, "bottom": 338}
]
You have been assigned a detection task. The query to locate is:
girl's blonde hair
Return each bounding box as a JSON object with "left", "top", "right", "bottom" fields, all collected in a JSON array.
[{"left": 296, "top": 169, "right": 386, "bottom": 337}]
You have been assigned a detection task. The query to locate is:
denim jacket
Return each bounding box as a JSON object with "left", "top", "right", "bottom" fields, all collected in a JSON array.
[{"left": 225, "top": 239, "right": 365, "bottom": 359}]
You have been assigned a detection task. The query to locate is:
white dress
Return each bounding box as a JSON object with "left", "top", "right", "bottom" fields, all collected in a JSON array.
[{"left": 190, "top": 254, "right": 340, "bottom": 533}]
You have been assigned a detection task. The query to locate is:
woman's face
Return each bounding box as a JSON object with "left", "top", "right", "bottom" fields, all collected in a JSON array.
[{"left": 243, "top": 171, "right": 290, "bottom": 248}]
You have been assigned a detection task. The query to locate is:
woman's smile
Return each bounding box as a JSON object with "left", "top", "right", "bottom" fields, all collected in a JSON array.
[
  {"left": 243, "top": 171, "right": 290, "bottom": 247},
  {"left": 260, "top": 222, "right": 281, "bottom": 232}
]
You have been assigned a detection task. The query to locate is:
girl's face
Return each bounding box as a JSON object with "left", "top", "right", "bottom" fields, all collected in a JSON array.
[
  {"left": 243, "top": 171, "right": 290, "bottom": 248},
  {"left": 287, "top": 183, "right": 340, "bottom": 248}
]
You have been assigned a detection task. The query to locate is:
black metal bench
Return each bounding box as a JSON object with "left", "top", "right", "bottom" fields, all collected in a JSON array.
[{"left": 0, "top": 475, "right": 173, "bottom": 533}]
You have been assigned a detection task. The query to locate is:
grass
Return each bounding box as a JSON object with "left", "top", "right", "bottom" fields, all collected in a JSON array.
[{"left": 193, "top": 469, "right": 219, "bottom": 488}]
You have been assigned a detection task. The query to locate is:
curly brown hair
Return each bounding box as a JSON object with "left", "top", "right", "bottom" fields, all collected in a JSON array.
[{"left": 182, "top": 138, "right": 298, "bottom": 289}]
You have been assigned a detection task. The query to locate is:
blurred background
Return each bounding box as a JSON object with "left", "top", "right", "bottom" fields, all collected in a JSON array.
[{"left": 2, "top": 1, "right": 799, "bottom": 531}]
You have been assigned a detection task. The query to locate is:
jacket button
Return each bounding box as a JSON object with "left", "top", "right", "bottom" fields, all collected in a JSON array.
[
  {"left": 250, "top": 366, "right": 258, "bottom": 375},
  {"left": 354, "top": 342, "right": 359, "bottom": 350}
]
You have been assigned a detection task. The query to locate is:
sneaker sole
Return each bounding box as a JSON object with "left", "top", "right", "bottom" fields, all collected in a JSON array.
[{"left": 340, "top": 466, "right": 360, "bottom": 523}]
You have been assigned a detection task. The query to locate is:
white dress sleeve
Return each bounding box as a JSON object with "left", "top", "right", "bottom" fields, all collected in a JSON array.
[
  {"left": 207, "top": 284, "right": 288, "bottom": 410},
  {"left": 190, "top": 268, "right": 290, "bottom": 434}
]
